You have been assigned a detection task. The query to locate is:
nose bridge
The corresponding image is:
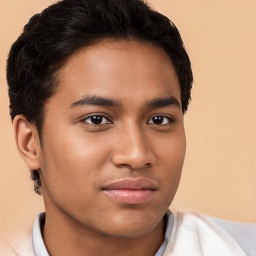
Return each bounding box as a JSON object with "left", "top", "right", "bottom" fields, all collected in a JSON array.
[{"left": 112, "top": 121, "right": 154, "bottom": 169}]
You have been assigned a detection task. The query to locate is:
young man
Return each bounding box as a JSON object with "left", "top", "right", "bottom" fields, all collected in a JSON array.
[{"left": 5, "top": 0, "right": 253, "bottom": 255}]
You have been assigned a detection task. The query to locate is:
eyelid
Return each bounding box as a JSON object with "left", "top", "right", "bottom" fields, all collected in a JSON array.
[
  {"left": 80, "top": 113, "right": 113, "bottom": 125},
  {"left": 147, "top": 114, "right": 175, "bottom": 125},
  {"left": 79, "top": 113, "right": 175, "bottom": 126}
]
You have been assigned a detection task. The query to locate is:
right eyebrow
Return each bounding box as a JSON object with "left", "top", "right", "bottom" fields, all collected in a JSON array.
[{"left": 70, "top": 95, "right": 121, "bottom": 108}]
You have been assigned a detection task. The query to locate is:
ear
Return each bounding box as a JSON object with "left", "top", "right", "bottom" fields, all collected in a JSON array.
[{"left": 13, "top": 115, "right": 41, "bottom": 170}]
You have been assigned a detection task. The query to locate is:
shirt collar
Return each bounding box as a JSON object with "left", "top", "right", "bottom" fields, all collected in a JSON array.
[
  {"left": 32, "top": 212, "right": 49, "bottom": 256},
  {"left": 32, "top": 210, "right": 174, "bottom": 256},
  {"left": 155, "top": 210, "right": 174, "bottom": 256}
]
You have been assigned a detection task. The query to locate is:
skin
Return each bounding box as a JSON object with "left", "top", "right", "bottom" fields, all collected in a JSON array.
[{"left": 14, "top": 39, "right": 186, "bottom": 256}]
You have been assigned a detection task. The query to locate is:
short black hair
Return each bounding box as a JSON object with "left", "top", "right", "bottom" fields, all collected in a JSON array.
[{"left": 6, "top": 0, "right": 193, "bottom": 194}]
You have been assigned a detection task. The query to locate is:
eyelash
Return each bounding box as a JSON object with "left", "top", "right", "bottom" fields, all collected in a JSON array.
[
  {"left": 147, "top": 115, "right": 174, "bottom": 125},
  {"left": 81, "top": 114, "right": 174, "bottom": 126},
  {"left": 81, "top": 115, "right": 112, "bottom": 126}
]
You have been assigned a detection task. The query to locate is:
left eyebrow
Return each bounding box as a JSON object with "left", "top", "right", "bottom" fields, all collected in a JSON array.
[{"left": 147, "top": 96, "right": 181, "bottom": 109}]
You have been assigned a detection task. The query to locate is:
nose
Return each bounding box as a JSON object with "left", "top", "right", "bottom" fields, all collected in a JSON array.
[{"left": 111, "top": 124, "right": 155, "bottom": 169}]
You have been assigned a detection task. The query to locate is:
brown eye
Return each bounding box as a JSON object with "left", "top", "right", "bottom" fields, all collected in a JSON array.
[
  {"left": 148, "top": 116, "right": 173, "bottom": 125},
  {"left": 83, "top": 115, "right": 111, "bottom": 125}
]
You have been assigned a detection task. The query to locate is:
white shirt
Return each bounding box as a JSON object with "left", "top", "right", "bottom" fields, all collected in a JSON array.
[
  {"left": 32, "top": 211, "right": 174, "bottom": 256},
  {"left": 32, "top": 210, "right": 255, "bottom": 256}
]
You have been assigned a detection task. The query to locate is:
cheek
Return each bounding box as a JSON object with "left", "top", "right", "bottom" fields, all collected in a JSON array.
[
  {"left": 156, "top": 124, "right": 186, "bottom": 162},
  {"left": 156, "top": 129, "right": 186, "bottom": 190},
  {"left": 39, "top": 125, "right": 113, "bottom": 203},
  {"left": 42, "top": 125, "right": 111, "bottom": 172}
]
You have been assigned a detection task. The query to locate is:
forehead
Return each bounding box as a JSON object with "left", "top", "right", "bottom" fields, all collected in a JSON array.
[{"left": 53, "top": 39, "right": 181, "bottom": 107}]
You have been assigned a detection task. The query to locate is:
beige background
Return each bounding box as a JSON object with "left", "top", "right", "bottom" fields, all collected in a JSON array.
[{"left": 0, "top": 0, "right": 255, "bottom": 236}]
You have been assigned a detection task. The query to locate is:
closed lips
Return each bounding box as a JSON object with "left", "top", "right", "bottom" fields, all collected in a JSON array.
[
  {"left": 102, "top": 178, "right": 158, "bottom": 205},
  {"left": 101, "top": 178, "right": 158, "bottom": 191}
]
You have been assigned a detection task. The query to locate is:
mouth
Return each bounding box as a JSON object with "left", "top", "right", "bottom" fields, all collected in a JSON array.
[{"left": 101, "top": 178, "right": 158, "bottom": 205}]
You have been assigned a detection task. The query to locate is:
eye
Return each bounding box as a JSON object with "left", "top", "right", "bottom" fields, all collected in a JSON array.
[
  {"left": 147, "top": 116, "right": 173, "bottom": 125},
  {"left": 82, "top": 115, "right": 111, "bottom": 125}
]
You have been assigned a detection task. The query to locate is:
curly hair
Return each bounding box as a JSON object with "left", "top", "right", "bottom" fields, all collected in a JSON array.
[{"left": 6, "top": 0, "right": 193, "bottom": 194}]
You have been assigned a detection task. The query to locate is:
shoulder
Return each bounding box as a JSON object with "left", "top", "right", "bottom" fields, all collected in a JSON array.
[
  {"left": 7, "top": 231, "right": 35, "bottom": 256},
  {"left": 0, "top": 238, "right": 18, "bottom": 256},
  {"left": 163, "top": 210, "right": 249, "bottom": 256}
]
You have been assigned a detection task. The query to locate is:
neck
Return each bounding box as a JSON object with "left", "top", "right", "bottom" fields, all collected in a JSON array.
[{"left": 42, "top": 209, "right": 166, "bottom": 256}]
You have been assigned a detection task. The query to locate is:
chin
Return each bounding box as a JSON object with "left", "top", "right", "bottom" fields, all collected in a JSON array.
[
  {"left": 102, "top": 224, "right": 156, "bottom": 239},
  {"left": 97, "top": 211, "right": 161, "bottom": 239}
]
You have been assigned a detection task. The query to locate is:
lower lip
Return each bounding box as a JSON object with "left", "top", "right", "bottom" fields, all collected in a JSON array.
[{"left": 103, "top": 189, "right": 154, "bottom": 204}]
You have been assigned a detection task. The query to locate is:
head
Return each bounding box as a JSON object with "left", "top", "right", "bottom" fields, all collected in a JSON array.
[{"left": 7, "top": 0, "right": 192, "bottom": 238}]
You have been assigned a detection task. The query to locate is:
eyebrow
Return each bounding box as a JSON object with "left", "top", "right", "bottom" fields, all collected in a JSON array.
[
  {"left": 70, "top": 95, "right": 121, "bottom": 108},
  {"left": 147, "top": 96, "right": 181, "bottom": 109},
  {"left": 70, "top": 95, "right": 180, "bottom": 109}
]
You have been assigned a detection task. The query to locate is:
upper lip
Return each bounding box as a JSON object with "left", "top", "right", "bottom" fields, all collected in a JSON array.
[{"left": 102, "top": 178, "right": 158, "bottom": 190}]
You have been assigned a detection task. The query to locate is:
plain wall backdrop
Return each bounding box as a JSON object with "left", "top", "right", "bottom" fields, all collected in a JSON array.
[{"left": 0, "top": 0, "right": 255, "bottom": 236}]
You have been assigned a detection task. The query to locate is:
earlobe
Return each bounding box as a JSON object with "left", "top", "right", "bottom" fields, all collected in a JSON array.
[{"left": 13, "top": 115, "right": 41, "bottom": 170}]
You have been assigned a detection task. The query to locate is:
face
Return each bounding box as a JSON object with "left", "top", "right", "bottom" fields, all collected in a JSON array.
[{"left": 39, "top": 40, "right": 186, "bottom": 238}]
